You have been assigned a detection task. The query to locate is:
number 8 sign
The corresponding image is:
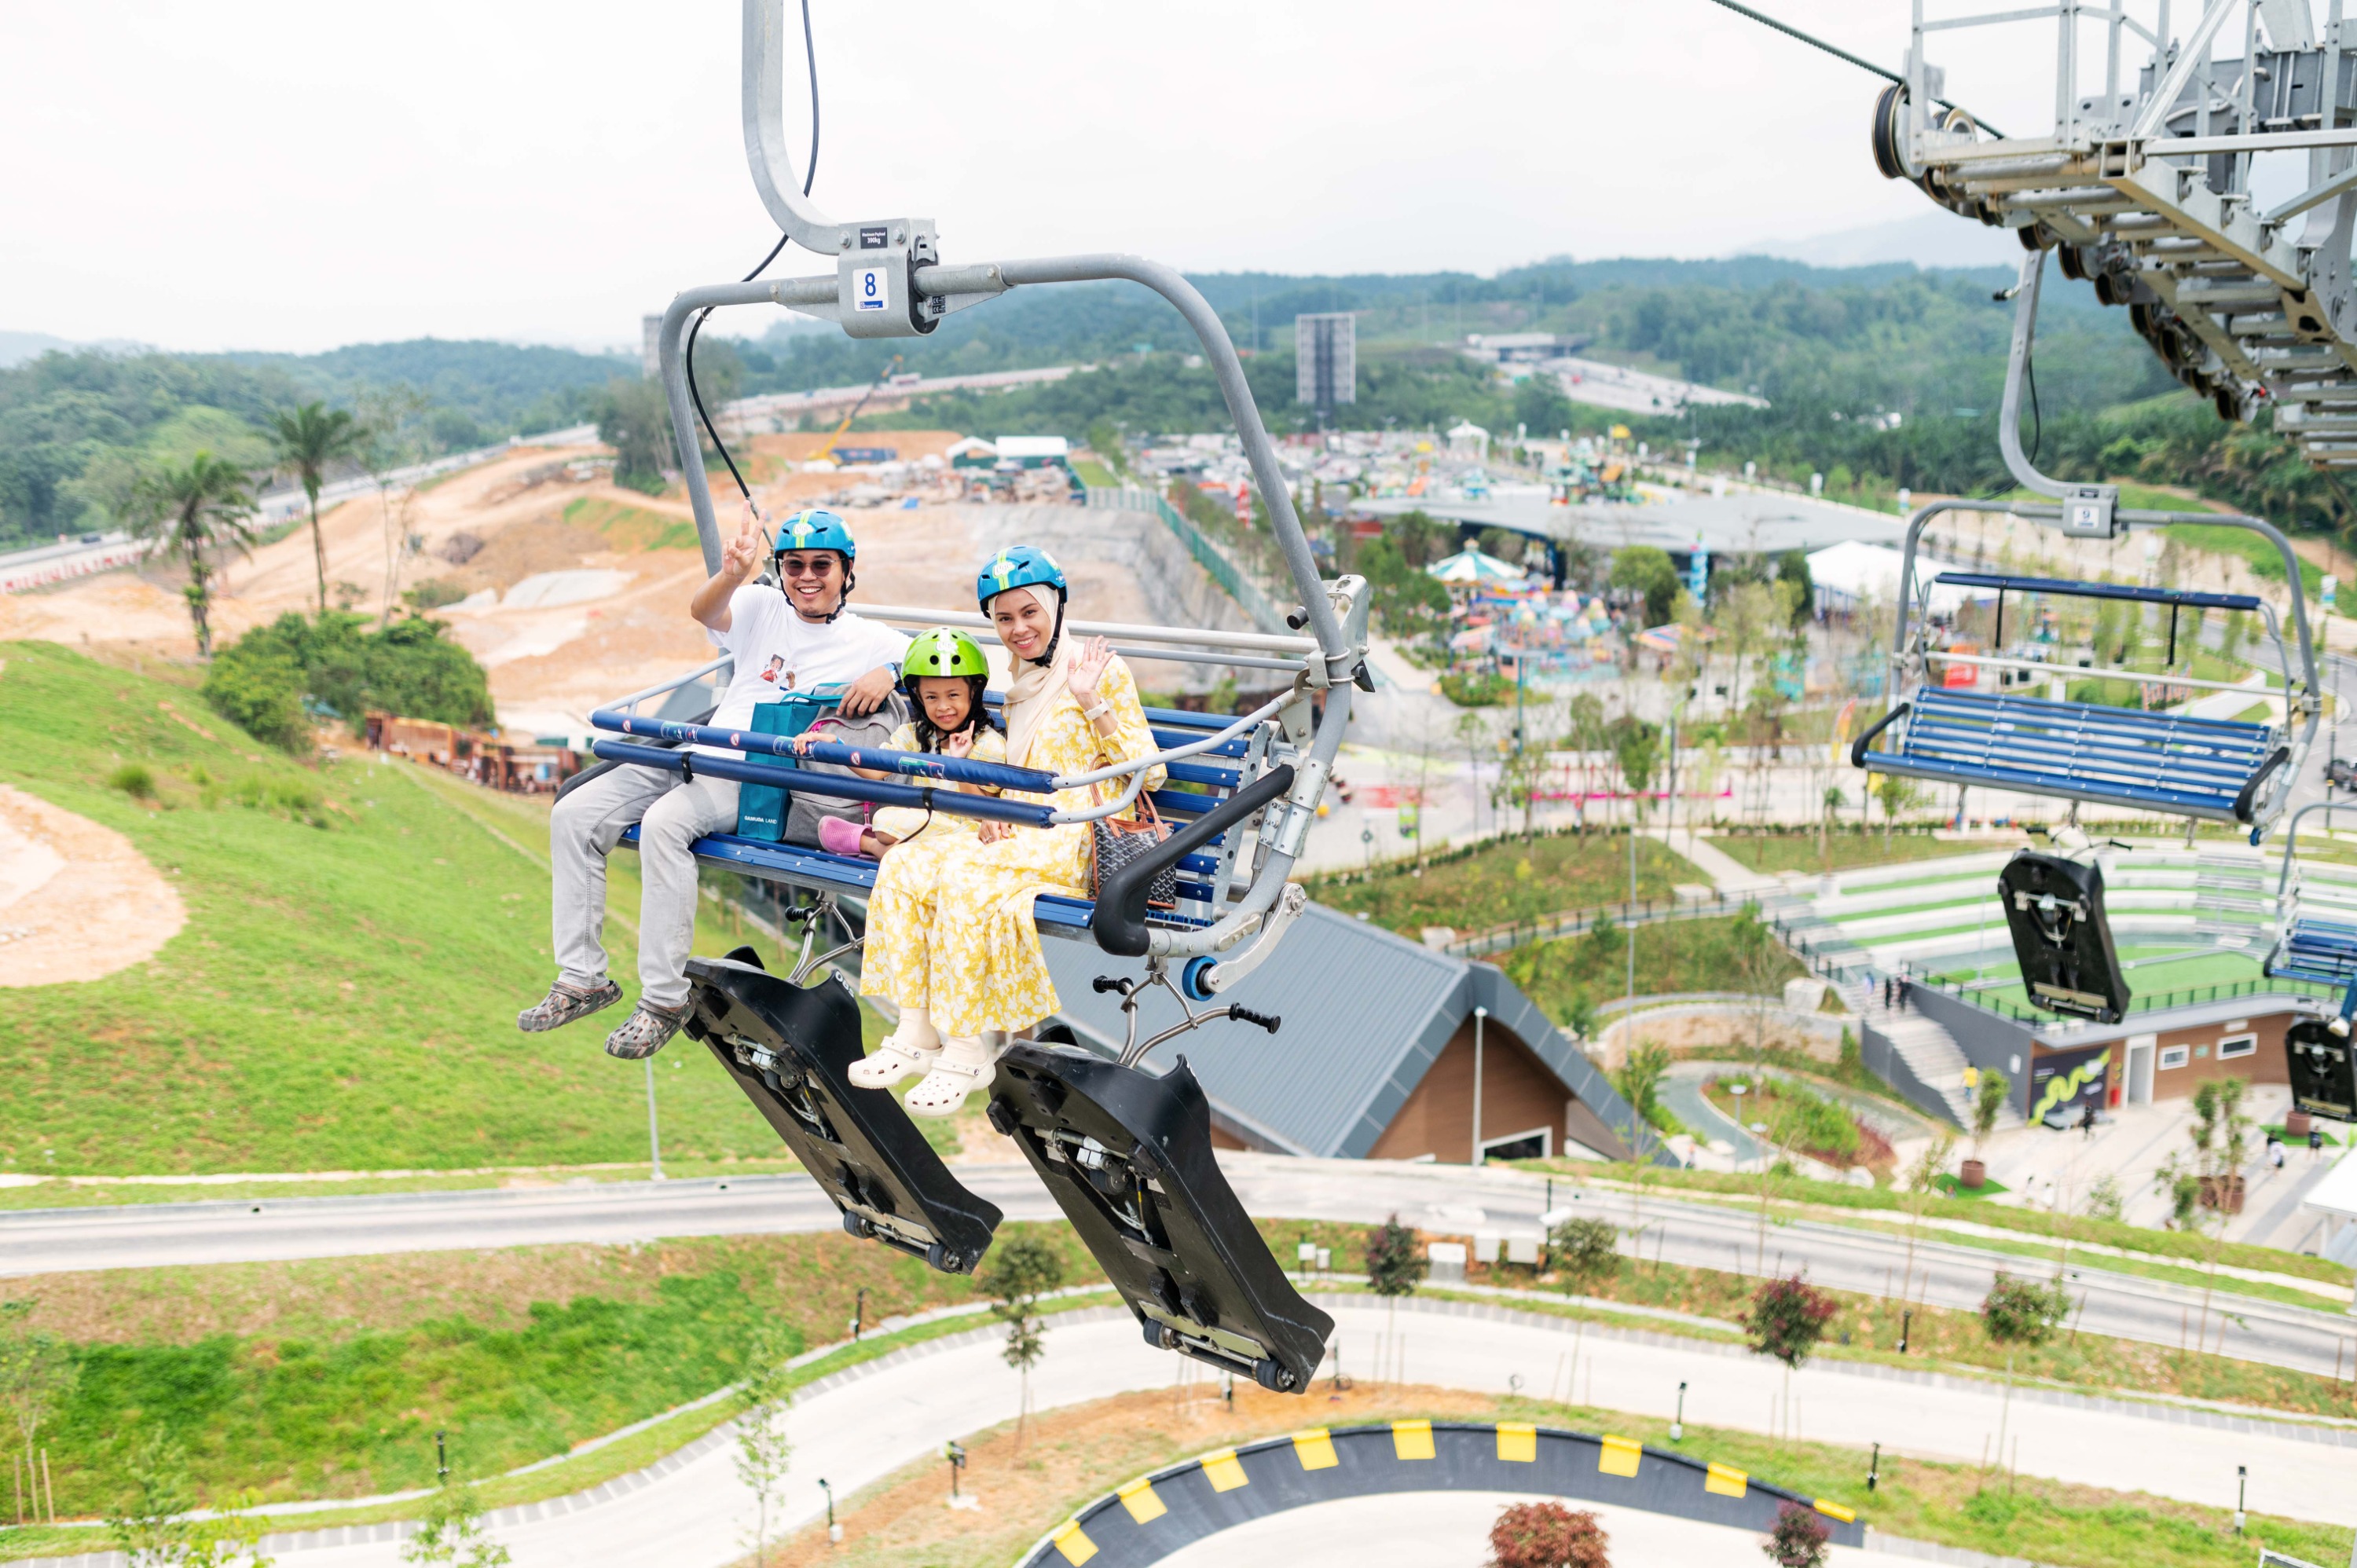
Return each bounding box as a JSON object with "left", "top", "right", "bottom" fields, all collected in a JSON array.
[{"left": 855, "top": 266, "right": 888, "bottom": 312}]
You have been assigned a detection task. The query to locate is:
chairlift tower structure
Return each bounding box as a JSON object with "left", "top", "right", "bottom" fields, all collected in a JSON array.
[{"left": 1879, "top": 0, "right": 2357, "bottom": 466}]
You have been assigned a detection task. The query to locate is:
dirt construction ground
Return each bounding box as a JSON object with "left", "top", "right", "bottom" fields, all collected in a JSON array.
[
  {"left": 0, "top": 435, "right": 1191, "bottom": 742},
  {"left": 0, "top": 777, "right": 185, "bottom": 987}
]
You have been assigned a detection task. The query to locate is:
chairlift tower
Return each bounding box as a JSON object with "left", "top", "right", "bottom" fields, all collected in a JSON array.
[{"left": 1879, "top": 0, "right": 2357, "bottom": 467}]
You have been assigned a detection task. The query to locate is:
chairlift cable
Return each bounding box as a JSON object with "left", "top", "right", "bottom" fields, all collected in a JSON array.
[
  {"left": 687, "top": 0, "right": 819, "bottom": 507},
  {"left": 1702, "top": 0, "right": 2003, "bottom": 138}
]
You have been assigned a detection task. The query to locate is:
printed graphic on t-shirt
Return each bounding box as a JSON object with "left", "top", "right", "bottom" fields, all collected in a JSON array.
[{"left": 761, "top": 654, "right": 786, "bottom": 685}]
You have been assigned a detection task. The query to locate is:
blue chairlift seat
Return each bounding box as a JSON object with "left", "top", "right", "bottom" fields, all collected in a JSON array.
[
  {"left": 610, "top": 704, "right": 1277, "bottom": 947},
  {"left": 2267, "top": 803, "right": 2357, "bottom": 991},
  {"left": 1853, "top": 683, "right": 2286, "bottom": 825}
]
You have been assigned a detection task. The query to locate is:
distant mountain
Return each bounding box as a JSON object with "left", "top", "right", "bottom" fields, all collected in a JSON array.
[
  {"left": 0, "top": 329, "right": 147, "bottom": 368},
  {"left": 1739, "top": 211, "right": 2032, "bottom": 271}
]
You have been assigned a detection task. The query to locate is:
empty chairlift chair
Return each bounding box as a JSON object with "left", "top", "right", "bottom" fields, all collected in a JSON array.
[
  {"left": 2264, "top": 803, "right": 2357, "bottom": 1122},
  {"left": 1851, "top": 271, "right": 2320, "bottom": 1026}
]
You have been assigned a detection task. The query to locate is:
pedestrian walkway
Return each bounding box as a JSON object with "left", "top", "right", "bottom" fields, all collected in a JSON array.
[{"left": 1646, "top": 826, "right": 1783, "bottom": 895}]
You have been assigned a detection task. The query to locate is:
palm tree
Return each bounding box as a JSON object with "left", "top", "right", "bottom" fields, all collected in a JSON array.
[
  {"left": 132, "top": 452, "right": 257, "bottom": 658},
  {"left": 269, "top": 401, "right": 361, "bottom": 614}
]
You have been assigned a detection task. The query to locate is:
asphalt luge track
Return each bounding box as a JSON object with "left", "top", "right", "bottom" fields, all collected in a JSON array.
[{"left": 4, "top": 1154, "right": 2351, "bottom": 1380}]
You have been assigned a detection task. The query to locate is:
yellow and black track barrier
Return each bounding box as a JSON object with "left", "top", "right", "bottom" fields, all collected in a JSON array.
[{"left": 1019, "top": 1422, "right": 1861, "bottom": 1566}]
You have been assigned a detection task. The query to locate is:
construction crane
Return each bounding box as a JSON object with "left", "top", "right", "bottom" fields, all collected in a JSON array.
[
  {"left": 811, "top": 354, "right": 901, "bottom": 463},
  {"left": 1868, "top": 0, "right": 2357, "bottom": 469}
]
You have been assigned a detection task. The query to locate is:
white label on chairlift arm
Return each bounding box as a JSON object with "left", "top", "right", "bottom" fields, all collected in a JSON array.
[{"left": 853, "top": 266, "right": 890, "bottom": 312}]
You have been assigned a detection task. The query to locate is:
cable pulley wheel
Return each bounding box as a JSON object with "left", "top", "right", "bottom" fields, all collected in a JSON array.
[{"left": 1869, "top": 82, "right": 1909, "bottom": 181}]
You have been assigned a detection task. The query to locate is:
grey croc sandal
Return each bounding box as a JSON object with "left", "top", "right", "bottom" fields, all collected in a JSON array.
[
  {"left": 603, "top": 1002, "right": 690, "bottom": 1060},
  {"left": 518, "top": 978, "right": 623, "bottom": 1034}
]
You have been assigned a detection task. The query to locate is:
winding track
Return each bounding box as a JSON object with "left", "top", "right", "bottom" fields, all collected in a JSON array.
[
  {"left": 15, "top": 1299, "right": 2348, "bottom": 1568},
  {"left": 4, "top": 1154, "right": 2352, "bottom": 1382}
]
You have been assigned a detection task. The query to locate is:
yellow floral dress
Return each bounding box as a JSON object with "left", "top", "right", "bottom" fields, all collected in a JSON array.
[
  {"left": 860, "top": 658, "right": 1164, "bottom": 1036},
  {"left": 866, "top": 721, "right": 1006, "bottom": 846}
]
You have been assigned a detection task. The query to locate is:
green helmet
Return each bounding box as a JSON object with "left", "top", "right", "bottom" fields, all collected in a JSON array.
[{"left": 902, "top": 626, "right": 991, "bottom": 686}]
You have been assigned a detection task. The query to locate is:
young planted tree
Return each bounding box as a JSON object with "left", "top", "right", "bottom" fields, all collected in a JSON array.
[
  {"left": 1762, "top": 1500, "right": 1831, "bottom": 1568},
  {"left": 130, "top": 452, "right": 258, "bottom": 659},
  {"left": 1746, "top": 1274, "right": 1837, "bottom": 1368},
  {"left": 1897, "top": 1130, "right": 1957, "bottom": 1306},
  {"left": 269, "top": 401, "right": 364, "bottom": 616},
  {"left": 1488, "top": 1500, "right": 1610, "bottom": 1568},
  {"left": 0, "top": 1302, "right": 78, "bottom": 1526},
  {"left": 1611, "top": 1042, "right": 1673, "bottom": 1136},
  {"left": 106, "top": 1429, "right": 269, "bottom": 1568},
  {"left": 357, "top": 387, "right": 431, "bottom": 628},
  {"left": 979, "top": 1235, "right": 1065, "bottom": 1442},
  {"left": 1980, "top": 1273, "right": 2073, "bottom": 1347},
  {"left": 2154, "top": 1077, "right": 2254, "bottom": 1352},
  {"left": 1548, "top": 1217, "right": 1621, "bottom": 1298},
  {"left": 400, "top": 1463, "right": 511, "bottom": 1568},
  {"left": 1365, "top": 1213, "right": 1426, "bottom": 1382},
  {"left": 1970, "top": 1068, "right": 2011, "bottom": 1167},
  {"left": 731, "top": 1323, "right": 797, "bottom": 1568}
]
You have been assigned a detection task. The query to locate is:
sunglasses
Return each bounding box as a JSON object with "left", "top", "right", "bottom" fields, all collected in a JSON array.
[{"left": 777, "top": 557, "right": 838, "bottom": 578}]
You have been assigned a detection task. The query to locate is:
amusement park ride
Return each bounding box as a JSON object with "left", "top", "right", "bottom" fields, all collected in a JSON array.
[
  {"left": 566, "top": 0, "right": 1370, "bottom": 1393},
  {"left": 570, "top": 0, "right": 2357, "bottom": 1396},
  {"left": 1841, "top": 0, "right": 2357, "bottom": 1117}
]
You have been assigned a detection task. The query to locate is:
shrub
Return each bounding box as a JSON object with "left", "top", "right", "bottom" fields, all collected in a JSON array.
[
  {"left": 104, "top": 763, "right": 156, "bottom": 800},
  {"left": 402, "top": 577, "right": 469, "bottom": 610},
  {"left": 1761, "top": 1500, "right": 1830, "bottom": 1568},
  {"left": 1490, "top": 1500, "right": 1610, "bottom": 1568},
  {"left": 1364, "top": 1214, "right": 1426, "bottom": 1298},
  {"left": 1549, "top": 1217, "right": 1621, "bottom": 1296},
  {"left": 1981, "top": 1272, "right": 2073, "bottom": 1346},
  {"left": 1746, "top": 1274, "right": 1837, "bottom": 1367},
  {"left": 201, "top": 641, "right": 310, "bottom": 751},
  {"left": 1611, "top": 1042, "right": 1673, "bottom": 1134}
]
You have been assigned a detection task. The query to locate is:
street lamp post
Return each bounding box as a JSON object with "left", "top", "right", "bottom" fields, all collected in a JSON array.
[
  {"left": 851, "top": 1287, "right": 867, "bottom": 1343},
  {"left": 1670, "top": 1380, "right": 1687, "bottom": 1443},
  {"left": 2234, "top": 1464, "right": 2247, "bottom": 1533},
  {"left": 819, "top": 1478, "right": 841, "bottom": 1544}
]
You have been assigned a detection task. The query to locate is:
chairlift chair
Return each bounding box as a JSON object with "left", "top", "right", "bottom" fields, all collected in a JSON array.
[
  {"left": 2263, "top": 803, "right": 2357, "bottom": 1121},
  {"left": 563, "top": 1, "right": 1369, "bottom": 1383},
  {"left": 1854, "top": 249, "right": 2322, "bottom": 1024}
]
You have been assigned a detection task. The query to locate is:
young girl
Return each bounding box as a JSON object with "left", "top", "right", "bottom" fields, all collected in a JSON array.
[{"left": 797, "top": 627, "right": 1005, "bottom": 859}]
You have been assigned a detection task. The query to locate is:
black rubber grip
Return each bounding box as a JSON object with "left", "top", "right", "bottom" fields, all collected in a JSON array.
[
  {"left": 1230, "top": 1006, "right": 1281, "bottom": 1033},
  {"left": 1091, "top": 764, "right": 1296, "bottom": 958},
  {"left": 1849, "top": 702, "right": 1910, "bottom": 770},
  {"left": 2234, "top": 746, "right": 2290, "bottom": 822},
  {"left": 1092, "top": 975, "right": 1124, "bottom": 994}
]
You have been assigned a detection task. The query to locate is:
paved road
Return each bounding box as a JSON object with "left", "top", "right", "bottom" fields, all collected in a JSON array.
[
  {"left": 6, "top": 1155, "right": 2352, "bottom": 1383},
  {"left": 36, "top": 1298, "right": 2342, "bottom": 1568}
]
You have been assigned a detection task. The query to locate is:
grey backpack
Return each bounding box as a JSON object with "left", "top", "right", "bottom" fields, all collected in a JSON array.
[{"left": 783, "top": 694, "right": 914, "bottom": 847}]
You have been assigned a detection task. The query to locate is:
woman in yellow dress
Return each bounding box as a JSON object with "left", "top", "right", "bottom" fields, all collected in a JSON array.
[{"left": 852, "top": 544, "right": 1164, "bottom": 1116}]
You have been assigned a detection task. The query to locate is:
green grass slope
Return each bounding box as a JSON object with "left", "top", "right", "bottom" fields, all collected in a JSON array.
[{"left": 0, "top": 640, "right": 793, "bottom": 1175}]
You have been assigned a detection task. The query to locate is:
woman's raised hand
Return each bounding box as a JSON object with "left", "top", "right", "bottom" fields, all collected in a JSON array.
[
  {"left": 1067, "top": 635, "right": 1113, "bottom": 702},
  {"left": 722, "top": 502, "right": 765, "bottom": 580},
  {"left": 943, "top": 728, "right": 974, "bottom": 759}
]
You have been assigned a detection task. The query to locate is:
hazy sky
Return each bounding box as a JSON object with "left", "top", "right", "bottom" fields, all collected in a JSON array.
[{"left": 0, "top": 2, "right": 2168, "bottom": 354}]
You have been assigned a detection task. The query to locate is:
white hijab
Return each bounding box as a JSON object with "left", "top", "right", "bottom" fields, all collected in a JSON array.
[{"left": 995, "top": 584, "right": 1074, "bottom": 769}]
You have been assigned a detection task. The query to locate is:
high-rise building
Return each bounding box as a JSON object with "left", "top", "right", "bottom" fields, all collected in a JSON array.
[
  {"left": 1294, "top": 312, "right": 1356, "bottom": 416},
  {"left": 642, "top": 315, "right": 664, "bottom": 379}
]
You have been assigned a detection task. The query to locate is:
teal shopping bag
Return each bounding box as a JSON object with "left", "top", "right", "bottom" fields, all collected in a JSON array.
[{"left": 732, "top": 686, "right": 846, "bottom": 841}]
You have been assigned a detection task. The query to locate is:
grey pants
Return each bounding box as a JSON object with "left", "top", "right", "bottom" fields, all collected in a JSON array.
[{"left": 549, "top": 763, "right": 741, "bottom": 1010}]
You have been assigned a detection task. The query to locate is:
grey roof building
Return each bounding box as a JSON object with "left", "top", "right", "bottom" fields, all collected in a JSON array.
[{"left": 1042, "top": 903, "right": 1659, "bottom": 1164}]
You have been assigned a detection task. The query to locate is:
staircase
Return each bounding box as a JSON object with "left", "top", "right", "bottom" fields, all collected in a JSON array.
[
  {"left": 1859, "top": 996, "right": 2025, "bottom": 1132},
  {"left": 2193, "top": 852, "right": 2271, "bottom": 950}
]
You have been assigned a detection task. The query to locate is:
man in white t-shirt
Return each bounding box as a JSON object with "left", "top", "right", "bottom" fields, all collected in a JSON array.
[{"left": 522, "top": 505, "right": 907, "bottom": 1059}]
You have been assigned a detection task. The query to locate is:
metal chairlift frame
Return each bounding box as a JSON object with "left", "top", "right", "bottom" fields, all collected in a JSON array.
[
  {"left": 570, "top": 2, "right": 1358, "bottom": 1378},
  {"left": 1857, "top": 246, "right": 2322, "bottom": 840}
]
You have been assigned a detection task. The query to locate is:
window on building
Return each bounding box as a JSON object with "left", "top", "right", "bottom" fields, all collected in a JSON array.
[
  {"left": 1479, "top": 1128, "right": 1551, "bottom": 1163},
  {"left": 2158, "top": 1044, "right": 2190, "bottom": 1070},
  {"left": 2218, "top": 1034, "right": 2256, "bottom": 1060}
]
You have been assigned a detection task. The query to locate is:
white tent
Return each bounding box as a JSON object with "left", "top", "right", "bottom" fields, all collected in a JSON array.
[
  {"left": 1805, "top": 539, "right": 1992, "bottom": 616},
  {"left": 1428, "top": 548, "right": 1529, "bottom": 586},
  {"left": 2300, "top": 1145, "right": 2357, "bottom": 1265},
  {"left": 1446, "top": 421, "right": 1490, "bottom": 461}
]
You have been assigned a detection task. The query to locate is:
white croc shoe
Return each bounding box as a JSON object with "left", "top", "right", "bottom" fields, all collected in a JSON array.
[
  {"left": 903, "top": 1032, "right": 1005, "bottom": 1119},
  {"left": 848, "top": 1009, "right": 943, "bottom": 1090}
]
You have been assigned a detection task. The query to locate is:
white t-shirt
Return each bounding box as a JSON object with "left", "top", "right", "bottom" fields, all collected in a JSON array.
[{"left": 699, "top": 585, "right": 909, "bottom": 752}]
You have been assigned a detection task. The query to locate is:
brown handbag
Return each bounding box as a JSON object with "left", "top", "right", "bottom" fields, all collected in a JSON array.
[{"left": 1091, "top": 791, "right": 1177, "bottom": 910}]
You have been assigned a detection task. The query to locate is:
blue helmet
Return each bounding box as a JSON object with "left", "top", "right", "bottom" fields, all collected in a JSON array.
[
  {"left": 975, "top": 544, "right": 1066, "bottom": 612},
  {"left": 771, "top": 507, "right": 856, "bottom": 562}
]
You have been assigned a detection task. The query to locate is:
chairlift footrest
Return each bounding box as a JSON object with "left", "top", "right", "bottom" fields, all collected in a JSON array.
[
  {"left": 1998, "top": 850, "right": 2129, "bottom": 1024},
  {"left": 986, "top": 1042, "right": 1332, "bottom": 1393},
  {"left": 682, "top": 951, "right": 1002, "bottom": 1273}
]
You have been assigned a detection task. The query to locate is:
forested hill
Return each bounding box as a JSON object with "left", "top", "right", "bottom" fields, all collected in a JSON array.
[
  {"left": 0, "top": 339, "right": 630, "bottom": 549},
  {"left": 3, "top": 250, "right": 2339, "bottom": 548}
]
